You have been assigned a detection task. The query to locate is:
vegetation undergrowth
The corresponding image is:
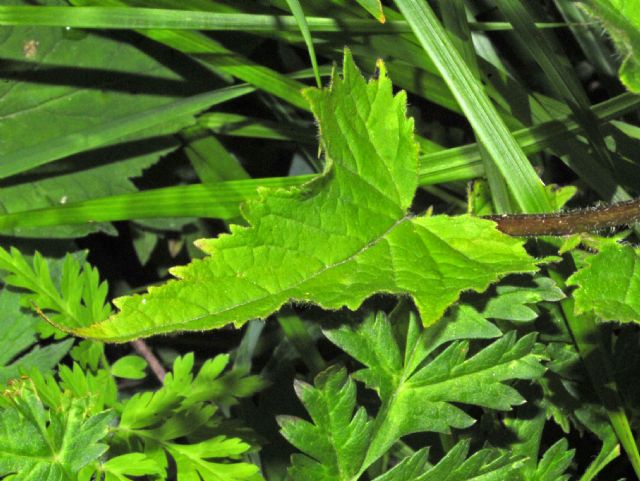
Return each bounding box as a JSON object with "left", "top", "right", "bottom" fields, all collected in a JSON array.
[{"left": 0, "top": 1, "right": 640, "bottom": 480}]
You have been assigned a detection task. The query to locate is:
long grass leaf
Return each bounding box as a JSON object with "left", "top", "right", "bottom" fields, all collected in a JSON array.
[
  {"left": 393, "top": 0, "right": 551, "bottom": 213},
  {"left": 0, "top": 6, "right": 566, "bottom": 33},
  {"left": 0, "top": 85, "right": 253, "bottom": 179},
  {"left": 494, "top": 1, "right": 615, "bottom": 169},
  {"left": 284, "top": 0, "right": 321, "bottom": 87},
  {"left": 2, "top": 91, "right": 637, "bottom": 232}
]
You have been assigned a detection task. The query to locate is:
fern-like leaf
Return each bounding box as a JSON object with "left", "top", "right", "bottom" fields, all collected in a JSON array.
[
  {"left": 325, "top": 309, "right": 545, "bottom": 464},
  {"left": 278, "top": 366, "right": 373, "bottom": 481},
  {"left": 0, "top": 379, "right": 113, "bottom": 481},
  {"left": 0, "top": 247, "right": 110, "bottom": 331}
]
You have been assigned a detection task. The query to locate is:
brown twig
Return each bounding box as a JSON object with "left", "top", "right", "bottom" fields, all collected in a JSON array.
[
  {"left": 484, "top": 197, "right": 640, "bottom": 236},
  {"left": 131, "top": 339, "right": 166, "bottom": 383}
]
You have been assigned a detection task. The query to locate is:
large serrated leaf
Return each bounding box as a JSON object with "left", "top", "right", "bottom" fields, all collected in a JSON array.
[{"left": 69, "top": 50, "right": 537, "bottom": 342}]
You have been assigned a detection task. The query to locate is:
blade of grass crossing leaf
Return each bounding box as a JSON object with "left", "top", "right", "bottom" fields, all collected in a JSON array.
[
  {"left": 0, "top": 85, "right": 253, "bottom": 180},
  {"left": 0, "top": 6, "right": 566, "bottom": 33},
  {"left": 0, "top": 92, "right": 637, "bottom": 232},
  {"left": 393, "top": 0, "right": 551, "bottom": 213},
  {"left": 494, "top": 0, "right": 615, "bottom": 169},
  {"left": 283, "top": 0, "right": 321, "bottom": 87},
  {"left": 0, "top": 7, "right": 383, "bottom": 32},
  {"left": 0, "top": 177, "right": 314, "bottom": 233},
  {"left": 437, "top": 0, "right": 514, "bottom": 213}
]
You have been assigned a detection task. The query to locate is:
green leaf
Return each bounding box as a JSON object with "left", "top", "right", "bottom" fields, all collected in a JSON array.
[
  {"left": 166, "top": 436, "right": 262, "bottom": 481},
  {"left": 100, "top": 453, "right": 165, "bottom": 481},
  {"left": 113, "top": 352, "right": 264, "bottom": 481},
  {"left": 580, "top": 0, "right": 640, "bottom": 93},
  {"left": 69, "top": 51, "right": 537, "bottom": 342},
  {"left": 325, "top": 310, "right": 545, "bottom": 465},
  {"left": 355, "top": 0, "right": 386, "bottom": 22},
  {"left": 0, "top": 289, "right": 73, "bottom": 387},
  {"left": 533, "top": 439, "right": 574, "bottom": 481},
  {"left": 278, "top": 366, "right": 373, "bottom": 481},
  {"left": 567, "top": 244, "right": 640, "bottom": 323},
  {"left": 0, "top": 379, "right": 114, "bottom": 481},
  {"left": 481, "top": 276, "right": 565, "bottom": 322},
  {"left": 0, "top": 247, "right": 111, "bottom": 332},
  {"left": 110, "top": 355, "right": 147, "bottom": 380}
]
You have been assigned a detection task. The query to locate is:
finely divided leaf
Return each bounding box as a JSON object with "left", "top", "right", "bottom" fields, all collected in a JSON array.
[
  {"left": 567, "top": 244, "right": 640, "bottom": 323},
  {"left": 0, "top": 379, "right": 113, "bottom": 481},
  {"left": 278, "top": 366, "right": 373, "bottom": 481},
  {"left": 73, "top": 50, "right": 537, "bottom": 342},
  {"left": 325, "top": 310, "right": 545, "bottom": 465},
  {"left": 0, "top": 288, "right": 72, "bottom": 386}
]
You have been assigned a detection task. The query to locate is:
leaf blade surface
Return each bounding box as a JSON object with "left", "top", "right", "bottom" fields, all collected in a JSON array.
[{"left": 72, "top": 52, "right": 537, "bottom": 341}]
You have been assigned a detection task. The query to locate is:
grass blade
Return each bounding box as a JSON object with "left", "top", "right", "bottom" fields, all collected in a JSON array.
[
  {"left": 0, "top": 85, "right": 253, "bottom": 179},
  {"left": 0, "top": 92, "right": 637, "bottom": 232},
  {"left": 283, "top": 0, "right": 322, "bottom": 87},
  {"left": 393, "top": 0, "right": 551, "bottom": 213}
]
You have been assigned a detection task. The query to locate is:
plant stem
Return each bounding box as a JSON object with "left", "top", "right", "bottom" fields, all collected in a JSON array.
[
  {"left": 485, "top": 197, "right": 640, "bottom": 235},
  {"left": 131, "top": 339, "right": 166, "bottom": 383}
]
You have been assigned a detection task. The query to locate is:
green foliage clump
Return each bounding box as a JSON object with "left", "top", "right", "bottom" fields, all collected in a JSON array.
[{"left": 1, "top": 1, "right": 640, "bottom": 480}]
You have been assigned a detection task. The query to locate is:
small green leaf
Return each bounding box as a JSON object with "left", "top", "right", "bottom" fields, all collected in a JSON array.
[
  {"left": 101, "top": 453, "right": 165, "bottom": 481},
  {"left": 278, "top": 366, "right": 373, "bottom": 481},
  {"left": 0, "top": 379, "right": 114, "bottom": 480},
  {"left": 533, "top": 439, "right": 574, "bottom": 481},
  {"left": 0, "top": 247, "right": 111, "bottom": 333},
  {"left": 166, "top": 436, "right": 262, "bottom": 481},
  {"left": 69, "top": 50, "right": 537, "bottom": 342},
  {"left": 111, "top": 355, "right": 148, "bottom": 380},
  {"left": 567, "top": 244, "right": 640, "bottom": 323},
  {"left": 481, "top": 276, "right": 565, "bottom": 322}
]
